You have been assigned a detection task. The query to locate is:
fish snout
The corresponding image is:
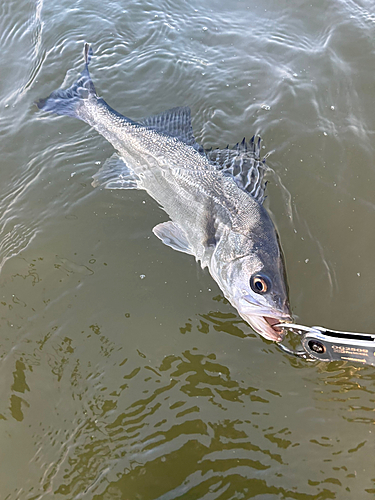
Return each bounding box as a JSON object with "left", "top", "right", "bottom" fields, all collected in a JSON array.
[{"left": 271, "top": 293, "right": 291, "bottom": 319}]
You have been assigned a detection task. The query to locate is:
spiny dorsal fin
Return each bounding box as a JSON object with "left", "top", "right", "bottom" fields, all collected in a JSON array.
[
  {"left": 139, "top": 106, "right": 203, "bottom": 151},
  {"left": 205, "top": 136, "right": 269, "bottom": 204}
]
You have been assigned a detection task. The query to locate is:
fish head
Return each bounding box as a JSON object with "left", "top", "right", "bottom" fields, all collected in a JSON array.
[{"left": 211, "top": 229, "right": 291, "bottom": 342}]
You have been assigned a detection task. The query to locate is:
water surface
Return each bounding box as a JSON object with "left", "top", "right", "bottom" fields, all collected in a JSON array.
[{"left": 0, "top": 0, "right": 375, "bottom": 498}]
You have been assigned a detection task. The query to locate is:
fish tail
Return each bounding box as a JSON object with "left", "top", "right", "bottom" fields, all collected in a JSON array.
[{"left": 37, "top": 43, "right": 96, "bottom": 119}]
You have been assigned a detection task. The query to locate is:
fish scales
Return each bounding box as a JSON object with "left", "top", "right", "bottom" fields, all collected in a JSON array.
[
  {"left": 37, "top": 44, "right": 291, "bottom": 342},
  {"left": 85, "top": 97, "right": 266, "bottom": 245}
]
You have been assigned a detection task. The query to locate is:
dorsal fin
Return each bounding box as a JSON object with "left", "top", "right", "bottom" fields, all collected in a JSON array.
[
  {"left": 205, "top": 136, "right": 269, "bottom": 204},
  {"left": 139, "top": 106, "right": 203, "bottom": 151},
  {"left": 140, "top": 108, "right": 268, "bottom": 202}
]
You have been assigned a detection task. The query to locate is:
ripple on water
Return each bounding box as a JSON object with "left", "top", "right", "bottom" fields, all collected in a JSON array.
[
  {"left": 1, "top": 0, "right": 375, "bottom": 498},
  {"left": 14, "top": 328, "right": 374, "bottom": 499}
]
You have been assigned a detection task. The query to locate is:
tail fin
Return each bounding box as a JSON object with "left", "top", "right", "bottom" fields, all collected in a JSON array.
[{"left": 37, "top": 43, "right": 96, "bottom": 119}]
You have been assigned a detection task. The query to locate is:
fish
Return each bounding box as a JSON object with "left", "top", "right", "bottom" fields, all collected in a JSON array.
[{"left": 37, "top": 43, "right": 291, "bottom": 342}]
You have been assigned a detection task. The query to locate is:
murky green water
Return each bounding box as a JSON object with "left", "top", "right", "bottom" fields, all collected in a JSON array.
[{"left": 0, "top": 0, "right": 374, "bottom": 498}]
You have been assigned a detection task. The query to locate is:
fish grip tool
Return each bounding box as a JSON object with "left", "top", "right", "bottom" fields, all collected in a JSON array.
[{"left": 276, "top": 324, "right": 375, "bottom": 366}]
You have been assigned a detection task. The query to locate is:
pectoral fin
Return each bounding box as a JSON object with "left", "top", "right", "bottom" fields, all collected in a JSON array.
[
  {"left": 153, "top": 221, "right": 193, "bottom": 255},
  {"left": 92, "top": 153, "right": 140, "bottom": 189}
]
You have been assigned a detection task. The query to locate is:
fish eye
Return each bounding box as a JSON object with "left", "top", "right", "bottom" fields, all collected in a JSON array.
[{"left": 250, "top": 274, "right": 270, "bottom": 294}]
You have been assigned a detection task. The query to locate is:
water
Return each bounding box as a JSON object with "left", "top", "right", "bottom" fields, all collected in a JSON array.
[{"left": 0, "top": 0, "right": 374, "bottom": 498}]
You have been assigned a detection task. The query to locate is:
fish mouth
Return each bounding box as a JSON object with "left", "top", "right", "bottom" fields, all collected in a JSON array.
[
  {"left": 264, "top": 316, "right": 288, "bottom": 341},
  {"left": 227, "top": 291, "right": 292, "bottom": 342},
  {"left": 246, "top": 314, "right": 290, "bottom": 342}
]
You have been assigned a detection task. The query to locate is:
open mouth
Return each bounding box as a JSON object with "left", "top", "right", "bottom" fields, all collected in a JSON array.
[
  {"left": 238, "top": 296, "right": 292, "bottom": 342},
  {"left": 243, "top": 314, "right": 290, "bottom": 342},
  {"left": 262, "top": 316, "right": 286, "bottom": 342},
  {"left": 264, "top": 316, "right": 285, "bottom": 335}
]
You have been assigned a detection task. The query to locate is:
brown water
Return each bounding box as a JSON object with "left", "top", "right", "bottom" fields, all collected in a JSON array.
[{"left": 0, "top": 0, "right": 374, "bottom": 498}]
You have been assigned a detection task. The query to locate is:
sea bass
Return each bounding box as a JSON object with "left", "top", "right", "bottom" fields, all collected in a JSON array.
[{"left": 38, "top": 44, "right": 291, "bottom": 341}]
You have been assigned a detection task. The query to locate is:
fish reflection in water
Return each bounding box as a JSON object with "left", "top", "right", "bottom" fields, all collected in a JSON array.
[{"left": 37, "top": 43, "right": 291, "bottom": 341}]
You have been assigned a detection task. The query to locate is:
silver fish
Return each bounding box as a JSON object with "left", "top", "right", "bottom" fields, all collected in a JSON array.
[{"left": 37, "top": 44, "right": 291, "bottom": 341}]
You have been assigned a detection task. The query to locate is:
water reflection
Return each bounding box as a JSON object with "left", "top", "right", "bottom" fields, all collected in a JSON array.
[
  {"left": 2, "top": 313, "right": 370, "bottom": 498},
  {"left": 0, "top": 251, "right": 373, "bottom": 498}
]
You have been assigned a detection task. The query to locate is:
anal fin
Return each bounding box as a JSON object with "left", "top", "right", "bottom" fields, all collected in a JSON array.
[
  {"left": 153, "top": 221, "right": 193, "bottom": 255},
  {"left": 92, "top": 153, "right": 139, "bottom": 189}
]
